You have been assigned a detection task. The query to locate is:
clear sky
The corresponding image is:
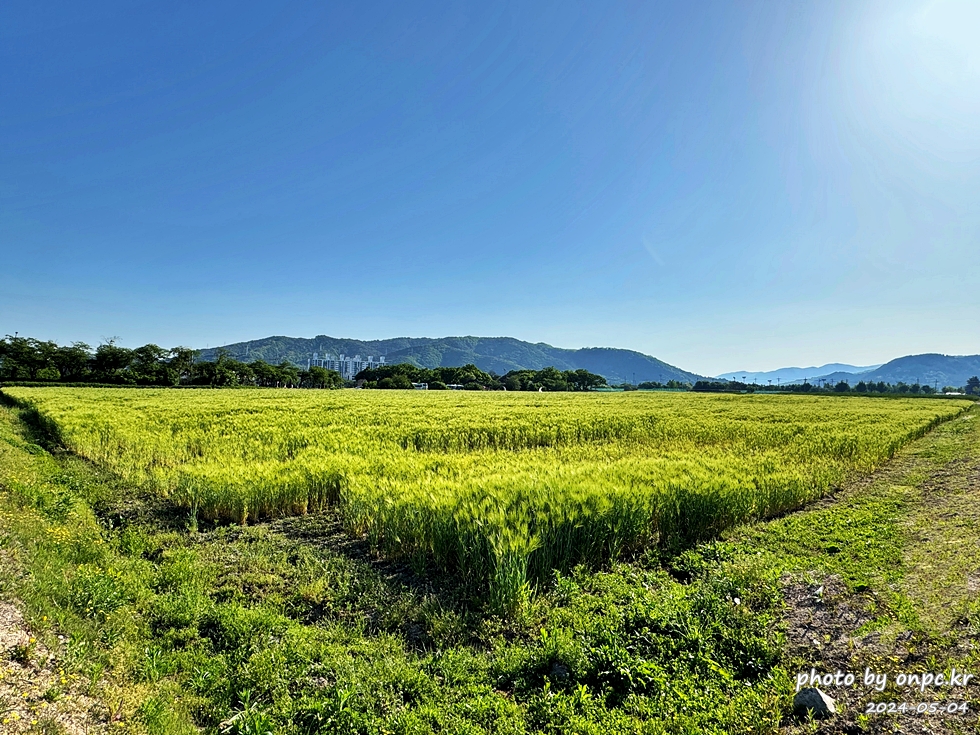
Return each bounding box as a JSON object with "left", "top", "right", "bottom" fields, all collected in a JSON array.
[{"left": 2, "top": 1, "right": 978, "bottom": 376}]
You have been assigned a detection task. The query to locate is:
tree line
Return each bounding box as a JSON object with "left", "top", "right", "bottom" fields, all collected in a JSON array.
[
  {"left": 694, "top": 378, "right": 980, "bottom": 395},
  {"left": 0, "top": 336, "right": 343, "bottom": 388},
  {"left": 354, "top": 363, "right": 607, "bottom": 391},
  {"left": 9, "top": 334, "right": 973, "bottom": 396},
  {"left": 0, "top": 336, "right": 608, "bottom": 391},
  {"left": 618, "top": 380, "right": 692, "bottom": 391}
]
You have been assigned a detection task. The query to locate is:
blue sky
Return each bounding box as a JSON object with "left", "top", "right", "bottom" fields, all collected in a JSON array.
[{"left": 2, "top": 1, "right": 978, "bottom": 376}]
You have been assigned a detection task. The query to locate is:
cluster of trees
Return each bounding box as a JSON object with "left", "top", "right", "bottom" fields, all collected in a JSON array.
[
  {"left": 0, "top": 336, "right": 194, "bottom": 385},
  {"left": 354, "top": 363, "right": 607, "bottom": 391},
  {"left": 694, "top": 377, "right": 980, "bottom": 395},
  {"left": 619, "top": 380, "right": 691, "bottom": 391},
  {"left": 0, "top": 336, "right": 343, "bottom": 389},
  {"left": 784, "top": 380, "right": 954, "bottom": 395},
  {"left": 355, "top": 363, "right": 496, "bottom": 390},
  {"left": 191, "top": 352, "right": 344, "bottom": 388},
  {"left": 693, "top": 380, "right": 761, "bottom": 392},
  {"left": 499, "top": 367, "right": 607, "bottom": 392}
]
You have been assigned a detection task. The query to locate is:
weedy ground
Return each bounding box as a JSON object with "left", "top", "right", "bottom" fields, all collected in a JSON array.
[{"left": 0, "top": 394, "right": 978, "bottom": 733}]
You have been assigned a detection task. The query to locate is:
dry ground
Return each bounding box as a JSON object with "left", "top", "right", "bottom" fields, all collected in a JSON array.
[{"left": 1, "top": 598, "right": 108, "bottom": 735}]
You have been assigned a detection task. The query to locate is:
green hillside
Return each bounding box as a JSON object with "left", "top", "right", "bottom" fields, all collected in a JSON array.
[{"left": 197, "top": 335, "right": 703, "bottom": 384}]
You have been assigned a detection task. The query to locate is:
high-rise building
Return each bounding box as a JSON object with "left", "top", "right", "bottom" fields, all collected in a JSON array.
[{"left": 308, "top": 352, "right": 385, "bottom": 380}]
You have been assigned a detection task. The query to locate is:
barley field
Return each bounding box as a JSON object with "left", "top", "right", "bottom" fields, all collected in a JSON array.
[{"left": 6, "top": 388, "right": 969, "bottom": 609}]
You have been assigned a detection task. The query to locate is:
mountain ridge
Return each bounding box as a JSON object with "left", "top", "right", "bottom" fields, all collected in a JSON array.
[
  {"left": 197, "top": 335, "right": 705, "bottom": 385},
  {"left": 714, "top": 363, "right": 881, "bottom": 384},
  {"left": 798, "top": 353, "right": 980, "bottom": 388}
]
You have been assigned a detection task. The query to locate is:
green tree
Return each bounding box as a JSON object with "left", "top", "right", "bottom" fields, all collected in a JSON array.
[
  {"left": 301, "top": 366, "right": 342, "bottom": 388},
  {"left": 168, "top": 347, "right": 197, "bottom": 385},
  {"left": 378, "top": 374, "right": 412, "bottom": 389},
  {"left": 565, "top": 368, "right": 607, "bottom": 391},
  {"left": 92, "top": 341, "right": 134, "bottom": 382},
  {"left": 277, "top": 361, "right": 300, "bottom": 387},
  {"left": 53, "top": 342, "right": 92, "bottom": 382},
  {"left": 966, "top": 376, "right": 980, "bottom": 395},
  {"left": 250, "top": 360, "right": 278, "bottom": 387},
  {"left": 0, "top": 336, "right": 57, "bottom": 380},
  {"left": 130, "top": 344, "right": 171, "bottom": 385},
  {"left": 37, "top": 366, "right": 61, "bottom": 381},
  {"left": 503, "top": 375, "right": 522, "bottom": 391}
]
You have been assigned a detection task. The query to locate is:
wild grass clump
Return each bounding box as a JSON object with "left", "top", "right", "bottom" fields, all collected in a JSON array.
[{"left": 5, "top": 387, "right": 969, "bottom": 611}]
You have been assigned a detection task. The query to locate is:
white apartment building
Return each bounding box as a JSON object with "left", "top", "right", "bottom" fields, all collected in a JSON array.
[{"left": 308, "top": 352, "right": 386, "bottom": 380}]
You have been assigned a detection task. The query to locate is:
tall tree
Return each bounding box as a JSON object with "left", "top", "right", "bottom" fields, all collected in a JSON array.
[
  {"left": 92, "top": 340, "right": 134, "bottom": 382},
  {"left": 53, "top": 342, "right": 92, "bottom": 381}
]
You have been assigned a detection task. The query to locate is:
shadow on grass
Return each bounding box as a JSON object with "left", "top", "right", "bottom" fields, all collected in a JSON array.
[{"left": 265, "top": 510, "right": 486, "bottom": 635}]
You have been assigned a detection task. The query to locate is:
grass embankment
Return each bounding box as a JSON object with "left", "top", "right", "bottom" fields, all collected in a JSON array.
[
  {"left": 730, "top": 405, "right": 980, "bottom": 732},
  {"left": 1, "top": 397, "right": 979, "bottom": 733}
]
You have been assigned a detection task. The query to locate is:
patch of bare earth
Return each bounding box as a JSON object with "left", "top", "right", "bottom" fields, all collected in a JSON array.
[
  {"left": 782, "top": 575, "right": 976, "bottom": 734},
  {"left": 781, "top": 416, "right": 980, "bottom": 735},
  {"left": 0, "top": 602, "right": 107, "bottom": 735}
]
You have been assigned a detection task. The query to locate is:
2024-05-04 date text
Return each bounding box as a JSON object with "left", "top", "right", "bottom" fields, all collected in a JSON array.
[{"left": 866, "top": 701, "right": 969, "bottom": 715}]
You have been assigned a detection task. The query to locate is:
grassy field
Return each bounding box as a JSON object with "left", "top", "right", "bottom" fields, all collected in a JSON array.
[
  {"left": 5, "top": 388, "right": 969, "bottom": 611},
  {"left": 2, "top": 390, "right": 979, "bottom": 734}
]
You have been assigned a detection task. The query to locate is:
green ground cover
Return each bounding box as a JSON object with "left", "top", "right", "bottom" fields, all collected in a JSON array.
[{"left": 1, "top": 392, "right": 978, "bottom": 733}]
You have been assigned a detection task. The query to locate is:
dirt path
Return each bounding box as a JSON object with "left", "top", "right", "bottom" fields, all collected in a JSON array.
[{"left": 780, "top": 410, "right": 980, "bottom": 734}]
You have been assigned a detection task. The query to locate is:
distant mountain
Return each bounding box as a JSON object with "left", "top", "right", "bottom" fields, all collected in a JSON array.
[
  {"left": 714, "top": 363, "right": 880, "bottom": 384},
  {"left": 197, "top": 335, "right": 705, "bottom": 385},
  {"left": 807, "top": 354, "right": 980, "bottom": 389}
]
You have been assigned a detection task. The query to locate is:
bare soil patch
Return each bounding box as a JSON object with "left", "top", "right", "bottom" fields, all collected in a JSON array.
[{"left": 0, "top": 601, "right": 107, "bottom": 735}]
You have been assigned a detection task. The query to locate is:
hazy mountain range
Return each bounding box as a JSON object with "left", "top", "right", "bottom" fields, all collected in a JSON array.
[
  {"left": 722, "top": 354, "right": 980, "bottom": 389},
  {"left": 714, "top": 364, "right": 882, "bottom": 384},
  {"left": 799, "top": 354, "right": 980, "bottom": 389},
  {"left": 198, "top": 335, "right": 704, "bottom": 385}
]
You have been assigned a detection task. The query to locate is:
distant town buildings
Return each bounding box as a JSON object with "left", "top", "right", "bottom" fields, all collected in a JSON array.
[{"left": 308, "top": 352, "right": 385, "bottom": 381}]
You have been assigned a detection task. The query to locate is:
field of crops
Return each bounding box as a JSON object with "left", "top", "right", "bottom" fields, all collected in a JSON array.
[{"left": 6, "top": 388, "right": 970, "bottom": 609}]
